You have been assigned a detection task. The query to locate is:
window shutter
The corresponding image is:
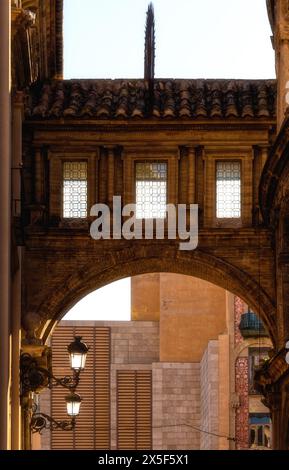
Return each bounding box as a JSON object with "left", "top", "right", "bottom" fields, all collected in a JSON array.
[
  {"left": 116, "top": 370, "right": 152, "bottom": 450},
  {"left": 50, "top": 326, "right": 111, "bottom": 449}
]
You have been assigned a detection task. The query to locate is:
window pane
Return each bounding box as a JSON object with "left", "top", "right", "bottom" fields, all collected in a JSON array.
[
  {"left": 136, "top": 162, "right": 167, "bottom": 181},
  {"left": 136, "top": 163, "right": 167, "bottom": 219},
  {"left": 216, "top": 161, "right": 241, "bottom": 218},
  {"left": 63, "top": 161, "right": 87, "bottom": 181},
  {"left": 63, "top": 162, "right": 87, "bottom": 218}
]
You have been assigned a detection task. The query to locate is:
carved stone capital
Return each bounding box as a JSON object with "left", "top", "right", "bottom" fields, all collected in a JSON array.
[
  {"left": 22, "top": 312, "right": 43, "bottom": 345},
  {"left": 12, "top": 7, "right": 36, "bottom": 35}
]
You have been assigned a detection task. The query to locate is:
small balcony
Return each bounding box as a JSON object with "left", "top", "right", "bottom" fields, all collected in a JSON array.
[{"left": 239, "top": 311, "right": 268, "bottom": 338}]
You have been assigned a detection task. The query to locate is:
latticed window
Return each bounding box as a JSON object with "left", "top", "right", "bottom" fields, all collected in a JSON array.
[
  {"left": 63, "top": 162, "right": 87, "bottom": 218},
  {"left": 216, "top": 161, "right": 241, "bottom": 218},
  {"left": 135, "top": 162, "right": 167, "bottom": 219}
]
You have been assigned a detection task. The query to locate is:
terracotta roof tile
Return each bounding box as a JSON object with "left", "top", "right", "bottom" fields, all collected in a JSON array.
[{"left": 25, "top": 79, "right": 276, "bottom": 120}]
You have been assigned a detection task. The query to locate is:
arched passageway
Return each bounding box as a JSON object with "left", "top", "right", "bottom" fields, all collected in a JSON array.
[
  {"left": 29, "top": 244, "right": 276, "bottom": 346},
  {"left": 35, "top": 272, "right": 272, "bottom": 451}
]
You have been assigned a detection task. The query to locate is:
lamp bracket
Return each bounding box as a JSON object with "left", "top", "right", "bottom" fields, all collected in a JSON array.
[
  {"left": 30, "top": 412, "right": 76, "bottom": 434},
  {"left": 20, "top": 352, "right": 80, "bottom": 395}
]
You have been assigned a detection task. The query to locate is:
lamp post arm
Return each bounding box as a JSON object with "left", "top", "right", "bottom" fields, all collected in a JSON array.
[
  {"left": 37, "top": 366, "right": 81, "bottom": 391},
  {"left": 20, "top": 352, "right": 81, "bottom": 394},
  {"left": 30, "top": 412, "right": 76, "bottom": 434}
]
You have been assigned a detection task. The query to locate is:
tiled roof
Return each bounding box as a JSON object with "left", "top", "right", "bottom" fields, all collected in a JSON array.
[{"left": 25, "top": 79, "right": 276, "bottom": 120}]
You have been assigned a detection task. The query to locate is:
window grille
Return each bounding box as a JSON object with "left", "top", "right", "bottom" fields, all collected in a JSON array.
[
  {"left": 216, "top": 161, "right": 241, "bottom": 218},
  {"left": 135, "top": 162, "right": 167, "bottom": 219},
  {"left": 63, "top": 162, "right": 87, "bottom": 218}
]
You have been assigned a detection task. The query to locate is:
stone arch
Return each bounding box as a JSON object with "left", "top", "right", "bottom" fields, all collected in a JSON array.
[
  {"left": 234, "top": 339, "right": 273, "bottom": 362},
  {"left": 30, "top": 244, "right": 277, "bottom": 345}
]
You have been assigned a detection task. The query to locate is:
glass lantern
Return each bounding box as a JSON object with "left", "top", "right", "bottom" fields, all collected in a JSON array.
[
  {"left": 65, "top": 392, "right": 82, "bottom": 417},
  {"left": 67, "top": 336, "right": 89, "bottom": 371}
]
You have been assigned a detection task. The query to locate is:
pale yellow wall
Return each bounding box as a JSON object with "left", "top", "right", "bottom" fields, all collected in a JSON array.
[
  {"left": 131, "top": 273, "right": 227, "bottom": 362},
  {"left": 159, "top": 274, "right": 227, "bottom": 362},
  {"left": 131, "top": 273, "right": 160, "bottom": 321}
]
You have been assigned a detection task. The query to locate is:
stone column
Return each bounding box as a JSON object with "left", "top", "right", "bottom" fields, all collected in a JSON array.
[
  {"left": 195, "top": 146, "right": 205, "bottom": 226},
  {"left": 0, "top": 0, "right": 11, "bottom": 450},
  {"left": 252, "top": 146, "right": 269, "bottom": 225},
  {"left": 275, "top": 1, "right": 289, "bottom": 129},
  {"left": 11, "top": 92, "right": 24, "bottom": 450},
  {"left": 277, "top": 39, "right": 289, "bottom": 130},
  {"left": 35, "top": 147, "right": 45, "bottom": 204},
  {"left": 106, "top": 146, "right": 115, "bottom": 207},
  {"left": 187, "top": 147, "right": 196, "bottom": 205},
  {"left": 255, "top": 351, "right": 289, "bottom": 450},
  {"left": 264, "top": 389, "right": 284, "bottom": 450}
]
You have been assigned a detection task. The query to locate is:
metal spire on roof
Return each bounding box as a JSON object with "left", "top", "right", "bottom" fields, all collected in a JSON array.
[{"left": 144, "top": 3, "right": 155, "bottom": 81}]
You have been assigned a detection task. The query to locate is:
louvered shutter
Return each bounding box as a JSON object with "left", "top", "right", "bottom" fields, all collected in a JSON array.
[
  {"left": 136, "top": 371, "right": 152, "bottom": 449},
  {"left": 50, "top": 326, "right": 110, "bottom": 449},
  {"left": 117, "top": 370, "right": 152, "bottom": 450}
]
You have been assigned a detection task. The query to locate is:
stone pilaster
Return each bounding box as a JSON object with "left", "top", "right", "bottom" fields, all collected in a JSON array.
[{"left": 0, "top": 0, "right": 11, "bottom": 451}]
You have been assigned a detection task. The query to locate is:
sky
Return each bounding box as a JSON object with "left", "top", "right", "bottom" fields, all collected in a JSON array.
[
  {"left": 63, "top": 0, "right": 275, "bottom": 321},
  {"left": 64, "top": 278, "right": 131, "bottom": 321},
  {"left": 64, "top": 0, "right": 275, "bottom": 79}
]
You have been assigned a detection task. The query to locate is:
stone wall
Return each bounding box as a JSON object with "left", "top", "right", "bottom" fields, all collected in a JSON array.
[
  {"left": 152, "top": 363, "right": 200, "bottom": 450},
  {"left": 200, "top": 340, "right": 219, "bottom": 450},
  {"left": 109, "top": 320, "right": 159, "bottom": 364}
]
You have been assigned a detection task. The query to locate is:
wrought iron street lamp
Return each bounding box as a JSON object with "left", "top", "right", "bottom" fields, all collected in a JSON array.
[{"left": 20, "top": 336, "right": 89, "bottom": 434}]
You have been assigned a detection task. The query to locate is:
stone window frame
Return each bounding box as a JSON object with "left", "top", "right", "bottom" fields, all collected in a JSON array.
[
  {"left": 122, "top": 147, "right": 179, "bottom": 216},
  {"left": 48, "top": 150, "right": 98, "bottom": 224},
  {"left": 203, "top": 148, "right": 253, "bottom": 228}
]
